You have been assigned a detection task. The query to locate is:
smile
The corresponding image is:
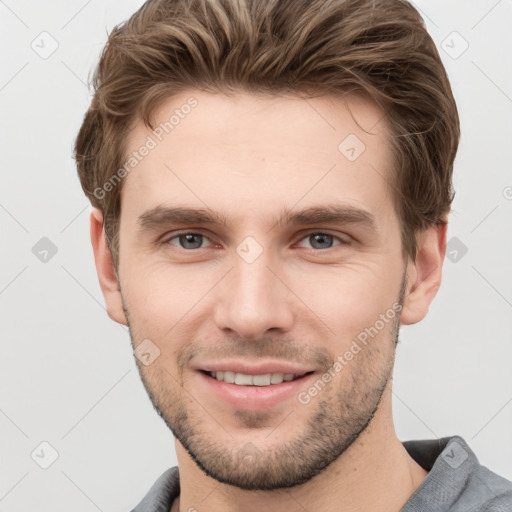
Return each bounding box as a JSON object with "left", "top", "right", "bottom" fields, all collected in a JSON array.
[{"left": 206, "top": 371, "right": 307, "bottom": 386}]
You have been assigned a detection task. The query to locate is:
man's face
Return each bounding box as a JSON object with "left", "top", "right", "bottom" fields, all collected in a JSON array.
[{"left": 115, "top": 90, "right": 408, "bottom": 489}]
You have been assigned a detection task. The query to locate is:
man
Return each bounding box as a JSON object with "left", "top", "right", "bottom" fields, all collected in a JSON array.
[{"left": 74, "top": 0, "right": 512, "bottom": 510}]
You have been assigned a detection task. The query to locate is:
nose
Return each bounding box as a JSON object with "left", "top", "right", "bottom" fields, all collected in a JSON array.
[{"left": 213, "top": 246, "right": 295, "bottom": 340}]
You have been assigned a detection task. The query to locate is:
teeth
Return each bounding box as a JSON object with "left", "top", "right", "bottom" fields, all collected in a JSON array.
[
  {"left": 223, "top": 371, "right": 235, "bottom": 383},
  {"left": 253, "top": 374, "right": 271, "bottom": 386},
  {"left": 235, "top": 373, "right": 253, "bottom": 385},
  {"left": 271, "top": 373, "right": 284, "bottom": 384},
  {"left": 210, "top": 371, "right": 299, "bottom": 386}
]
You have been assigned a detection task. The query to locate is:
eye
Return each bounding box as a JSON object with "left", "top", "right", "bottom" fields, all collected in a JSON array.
[
  {"left": 162, "top": 231, "right": 349, "bottom": 252},
  {"left": 296, "top": 232, "right": 347, "bottom": 250},
  {"left": 166, "top": 232, "right": 211, "bottom": 250}
]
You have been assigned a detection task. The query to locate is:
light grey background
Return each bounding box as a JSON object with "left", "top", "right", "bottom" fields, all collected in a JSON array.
[{"left": 1, "top": 1, "right": 511, "bottom": 510}]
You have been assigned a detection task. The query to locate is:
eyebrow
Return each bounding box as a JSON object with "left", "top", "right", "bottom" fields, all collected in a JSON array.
[{"left": 137, "top": 204, "right": 377, "bottom": 233}]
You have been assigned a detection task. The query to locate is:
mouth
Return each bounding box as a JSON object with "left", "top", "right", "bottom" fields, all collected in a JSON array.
[
  {"left": 201, "top": 369, "right": 313, "bottom": 386},
  {"left": 196, "top": 366, "right": 317, "bottom": 411}
]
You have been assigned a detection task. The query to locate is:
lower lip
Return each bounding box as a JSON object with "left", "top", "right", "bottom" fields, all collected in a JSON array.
[{"left": 197, "top": 371, "right": 316, "bottom": 411}]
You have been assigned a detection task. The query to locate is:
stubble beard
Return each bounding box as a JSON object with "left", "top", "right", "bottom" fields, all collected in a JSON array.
[{"left": 123, "top": 276, "right": 405, "bottom": 490}]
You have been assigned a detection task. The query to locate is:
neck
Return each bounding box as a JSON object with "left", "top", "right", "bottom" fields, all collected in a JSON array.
[{"left": 171, "top": 386, "right": 428, "bottom": 512}]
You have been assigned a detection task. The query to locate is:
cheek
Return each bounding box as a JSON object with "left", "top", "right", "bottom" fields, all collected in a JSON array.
[
  {"left": 287, "top": 260, "right": 401, "bottom": 335},
  {"left": 120, "top": 261, "right": 217, "bottom": 342},
  {"left": 121, "top": 238, "right": 403, "bottom": 351}
]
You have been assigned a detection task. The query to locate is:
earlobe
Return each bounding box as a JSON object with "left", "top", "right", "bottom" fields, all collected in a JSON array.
[
  {"left": 400, "top": 222, "right": 447, "bottom": 326},
  {"left": 90, "top": 209, "right": 128, "bottom": 325}
]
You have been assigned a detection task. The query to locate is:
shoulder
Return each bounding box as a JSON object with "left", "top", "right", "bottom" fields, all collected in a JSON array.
[
  {"left": 130, "top": 466, "right": 180, "bottom": 512},
  {"left": 402, "top": 435, "right": 512, "bottom": 512},
  {"left": 479, "top": 495, "right": 512, "bottom": 511},
  {"left": 442, "top": 437, "right": 512, "bottom": 511},
  {"left": 469, "top": 464, "right": 512, "bottom": 511}
]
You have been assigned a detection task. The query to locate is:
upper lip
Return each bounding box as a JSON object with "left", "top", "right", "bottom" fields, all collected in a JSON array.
[{"left": 196, "top": 360, "right": 315, "bottom": 376}]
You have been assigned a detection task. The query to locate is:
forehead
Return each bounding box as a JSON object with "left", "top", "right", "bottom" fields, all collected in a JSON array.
[{"left": 120, "top": 89, "right": 395, "bottom": 229}]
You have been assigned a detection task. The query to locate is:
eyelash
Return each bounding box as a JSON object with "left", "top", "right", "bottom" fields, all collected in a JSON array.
[{"left": 162, "top": 230, "right": 350, "bottom": 252}]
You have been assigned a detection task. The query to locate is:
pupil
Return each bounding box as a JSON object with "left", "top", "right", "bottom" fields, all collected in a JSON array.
[
  {"left": 181, "top": 234, "right": 202, "bottom": 249},
  {"left": 311, "top": 233, "right": 332, "bottom": 249}
]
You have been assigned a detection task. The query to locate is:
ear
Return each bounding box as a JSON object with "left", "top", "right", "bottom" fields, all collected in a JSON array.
[
  {"left": 400, "top": 221, "right": 447, "bottom": 325},
  {"left": 90, "top": 208, "right": 127, "bottom": 325}
]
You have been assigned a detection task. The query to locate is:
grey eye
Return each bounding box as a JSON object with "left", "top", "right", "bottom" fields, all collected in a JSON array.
[
  {"left": 169, "top": 233, "right": 207, "bottom": 250},
  {"left": 308, "top": 233, "right": 335, "bottom": 250},
  {"left": 298, "top": 233, "right": 340, "bottom": 250}
]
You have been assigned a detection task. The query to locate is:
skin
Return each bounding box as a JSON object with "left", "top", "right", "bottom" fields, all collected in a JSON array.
[{"left": 90, "top": 89, "right": 446, "bottom": 511}]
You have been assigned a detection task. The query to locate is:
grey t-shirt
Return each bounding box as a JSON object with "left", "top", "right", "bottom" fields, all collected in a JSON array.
[{"left": 131, "top": 436, "right": 512, "bottom": 511}]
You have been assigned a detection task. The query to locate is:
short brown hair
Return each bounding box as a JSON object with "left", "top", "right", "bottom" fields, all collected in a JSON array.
[{"left": 74, "top": 0, "right": 460, "bottom": 265}]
